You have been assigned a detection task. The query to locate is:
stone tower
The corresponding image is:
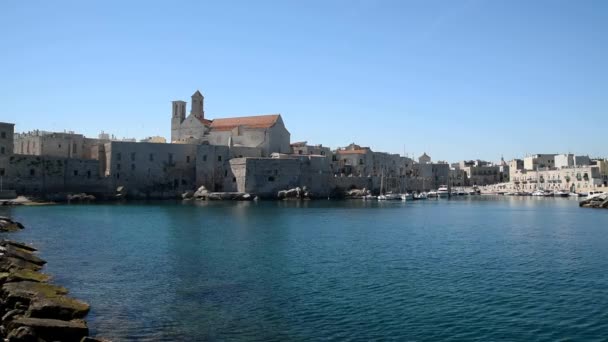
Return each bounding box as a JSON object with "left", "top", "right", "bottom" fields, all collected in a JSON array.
[
  {"left": 171, "top": 100, "right": 187, "bottom": 142},
  {"left": 191, "top": 90, "right": 204, "bottom": 119}
]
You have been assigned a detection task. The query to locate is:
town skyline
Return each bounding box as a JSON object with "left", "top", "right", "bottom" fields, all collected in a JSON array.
[{"left": 2, "top": 0, "right": 607, "bottom": 161}]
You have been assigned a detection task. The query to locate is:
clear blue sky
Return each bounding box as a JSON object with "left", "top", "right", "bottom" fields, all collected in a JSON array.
[{"left": 1, "top": 0, "right": 607, "bottom": 162}]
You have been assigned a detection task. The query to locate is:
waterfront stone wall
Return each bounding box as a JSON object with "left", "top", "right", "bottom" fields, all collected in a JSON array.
[
  {"left": 102, "top": 141, "right": 198, "bottom": 197},
  {"left": 231, "top": 155, "right": 332, "bottom": 198},
  {"left": 0, "top": 155, "right": 106, "bottom": 196},
  {"left": 0, "top": 123, "right": 14, "bottom": 158}
]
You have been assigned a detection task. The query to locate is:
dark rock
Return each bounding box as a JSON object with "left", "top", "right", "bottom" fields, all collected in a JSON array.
[
  {"left": 28, "top": 296, "right": 90, "bottom": 320},
  {"left": 2, "top": 308, "right": 25, "bottom": 322},
  {"left": 6, "top": 326, "right": 40, "bottom": 342},
  {"left": 1, "top": 240, "right": 37, "bottom": 252},
  {"left": 0, "top": 257, "right": 44, "bottom": 273},
  {"left": 2, "top": 281, "right": 68, "bottom": 308},
  {"left": 6, "top": 269, "right": 51, "bottom": 283},
  {"left": 7, "top": 318, "right": 88, "bottom": 342},
  {"left": 0, "top": 220, "right": 22, "bottom": 232},
  {"left": 2, "top": 245, "right": 46, "bottom": 266},
  {"left": 81, "top": 337, "right": 111, "bottom": 342}
]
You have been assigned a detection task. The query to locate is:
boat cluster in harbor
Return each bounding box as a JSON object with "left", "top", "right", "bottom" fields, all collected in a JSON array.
[
  {"left": 501, "top": 190, "right": 606, "bottom": 198},
  {"left": 358, "top": 185, "right": 482, "bottom": 201}
]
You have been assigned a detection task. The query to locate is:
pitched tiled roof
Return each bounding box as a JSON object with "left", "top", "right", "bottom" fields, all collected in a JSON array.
[
  {"left": 196, "top": 117, "right": 213, "bottom": 126},
  {"left": 209, "top": 114, "right": 280, "bottom": 131}
]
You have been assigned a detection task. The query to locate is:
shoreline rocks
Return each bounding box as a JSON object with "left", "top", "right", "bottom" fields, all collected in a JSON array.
[
  {"left": 0, "top": 218, "right": 24, "bottom": 233},
  {"left": 0, "top": 218, "right": 105, "bottom": 341},
  {"left": 579, "top": 193, "right": 608, "bottom": 209}
]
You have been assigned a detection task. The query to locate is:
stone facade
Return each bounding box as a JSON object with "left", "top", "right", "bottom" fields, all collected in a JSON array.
[
  {"left": 511, "top": 165, "right": 603, "bottom": 192},
  {"left": 13, "top": 131, "right": 105, "bottom": 160},
  {"left": 101, "top": 141, "right": 198, "bottom": 197},
  {"left": 230, "top": 154, "right": 331, "bottom": 198},
  {"left": 171, "top": 91, "right": 291, "bottom": 156},
  {"left": 0, "top": 122, "right": 14, "bottom": 158},
  {"left": 524, "top": 154, "right": 556, "bottom": 171},
  {"left": 290, "top": 142, "right": 331, "bottom": 156}
]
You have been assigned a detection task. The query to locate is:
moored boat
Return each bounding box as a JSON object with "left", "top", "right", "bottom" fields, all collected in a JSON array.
[
  {"left": 437, "top": 185, "right": 449, "bottom": 198},
  {"left": 401, "top": 193, "right": 413, "bottom": 201}
]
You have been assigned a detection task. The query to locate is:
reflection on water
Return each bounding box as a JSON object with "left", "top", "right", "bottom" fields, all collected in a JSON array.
[{"left": 1, "top": 196, "right": 607, "bottom": 341}]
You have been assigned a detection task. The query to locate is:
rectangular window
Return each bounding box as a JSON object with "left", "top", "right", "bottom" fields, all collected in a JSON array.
[
  {"left": 0, "top": 132, "right": 5, "bottom": 139},
  {"left": 117, "top": 153, "right": 122, "bottom": 161},
  {"left": 73, "top": 143, "right": 77, "bottom": 154},
  {"left": 131, "top": 164, "right": 135, "bottom": 171},
  {"left": 117, "top": 163, "right": 121, "bottom": 170},
  {"left": 0, "top": 168, "right": 5, "bottom": 176},
  {"left": 87, "top": 170, "right": 91, "bottom": 179},
  {"left": 30, "top": 169, "right": 35, "bottom": 176},
  {"left": 218, "top": 155, "right": 222, "bottom": 162},
  {"left": 58, "top": 144, "right": 61, "bottom": 148},
  {"left": 116, "top": 173, "right": 120, "bottom": 179},
  {"left": 73, "top": 170, "right": 78, "bottom": 176},
  {"left": 149, "top": 153, "right": 154, "bottom": 162},
  {"left": 0, "top": 147, "right": 4, "bottom": 154},
  {"left": 168, "top": 153, "right": 173, "bottom": 163},
  {"left": 186, "top": 156, "right": 190, "bottom": 163},
  {"left": 131, "top": 152, "right": 136, "bottom": 161},
  {"left": 203, "top": 155, "right": 207, "bottom": 162}
]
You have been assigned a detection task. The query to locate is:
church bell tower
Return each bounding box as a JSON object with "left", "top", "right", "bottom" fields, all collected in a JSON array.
[{"left": 191, "top": 90, "right": 204, "bottom": 119}]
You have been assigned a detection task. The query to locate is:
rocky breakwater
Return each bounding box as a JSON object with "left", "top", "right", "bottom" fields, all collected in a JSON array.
[
  {"left": 0, "top": 218, "right": 104, "bottom": 342},
  {"left": 184, "top": 186, "right": 254, "bottom": 201},
  {"left": 344, "top": 188, "right": 371, "bottom": 199},
  {"left": 277, "top": 187, "right": 312, "bottom": 200},
  {"left": 579, "top": 193, "right": 608, "bottom": 209}
]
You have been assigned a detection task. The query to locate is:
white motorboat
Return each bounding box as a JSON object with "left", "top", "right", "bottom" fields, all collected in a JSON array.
[
  {"left": 414, "top": 192, "right": 428, "bottom": 200},
  {"left": 401, "top": 193, "right": 413, "bottom": 201},
  {"left": 569, "top": 192, "right": 580, "bottom": 197},
  {"left": 378, "top": 192, "right": 401, "bottom": 201},
  {"left": 427, "top": 191, "right": 438, "bottom": 198},
  {"left": 437, "top": 185, "right": 449, "bottom": 198},
  {"left": 363, "top": 195, "right": 377, "bottom": 200},
  {"left": 587, "top": 191, "right": 606, "bottom": 199},
  {"left": 554, "top": 190, "right": 569, "bottom": 197}
]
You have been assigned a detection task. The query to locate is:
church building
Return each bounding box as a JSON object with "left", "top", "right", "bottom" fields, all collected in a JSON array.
[{"left": 171, "top": 91, "right": 291, "bottom": 157}]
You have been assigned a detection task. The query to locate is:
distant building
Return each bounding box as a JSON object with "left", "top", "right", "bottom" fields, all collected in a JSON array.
[
  {"left": 418, "top": 152, "right": 431, "bottom": 164},
  {"left": 524, "top": 154, "right": 556, "bottom": 171},
  {"left": 13, "top": 130, "right": 107, "bottom": 160},
  {"left": 140, "top": 136, "right": 167, "bottom": 144},
  {"left": 290, "top": 141, "right": 330, "bottom": 156},
  {"left": 171, "top": 90, "right": 291, "bottom": 156}
]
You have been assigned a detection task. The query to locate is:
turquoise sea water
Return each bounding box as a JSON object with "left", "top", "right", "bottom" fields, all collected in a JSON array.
[{"left": 1, "top": 197, "right": 608, "bottom": 341}]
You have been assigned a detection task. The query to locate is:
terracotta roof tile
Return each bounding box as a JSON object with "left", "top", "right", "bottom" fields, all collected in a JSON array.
[{"left": 209, "top": 114, "right": 280, "bottom": 131}]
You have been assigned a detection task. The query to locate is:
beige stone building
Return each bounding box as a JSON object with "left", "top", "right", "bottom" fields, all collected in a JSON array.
[
  {"left": 13, "top": 130, "right": 106, "bottom": 160},
  {"left": 523, "top": 154, "right": 556, "bottom": 170},
  {"left": 290, "top": 141, "right": 331, "bottom": 156}
]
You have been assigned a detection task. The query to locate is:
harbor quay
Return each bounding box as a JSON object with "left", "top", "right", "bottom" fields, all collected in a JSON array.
[{"left": 1, "top": 91, "right": 607, "bottom": 201}]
